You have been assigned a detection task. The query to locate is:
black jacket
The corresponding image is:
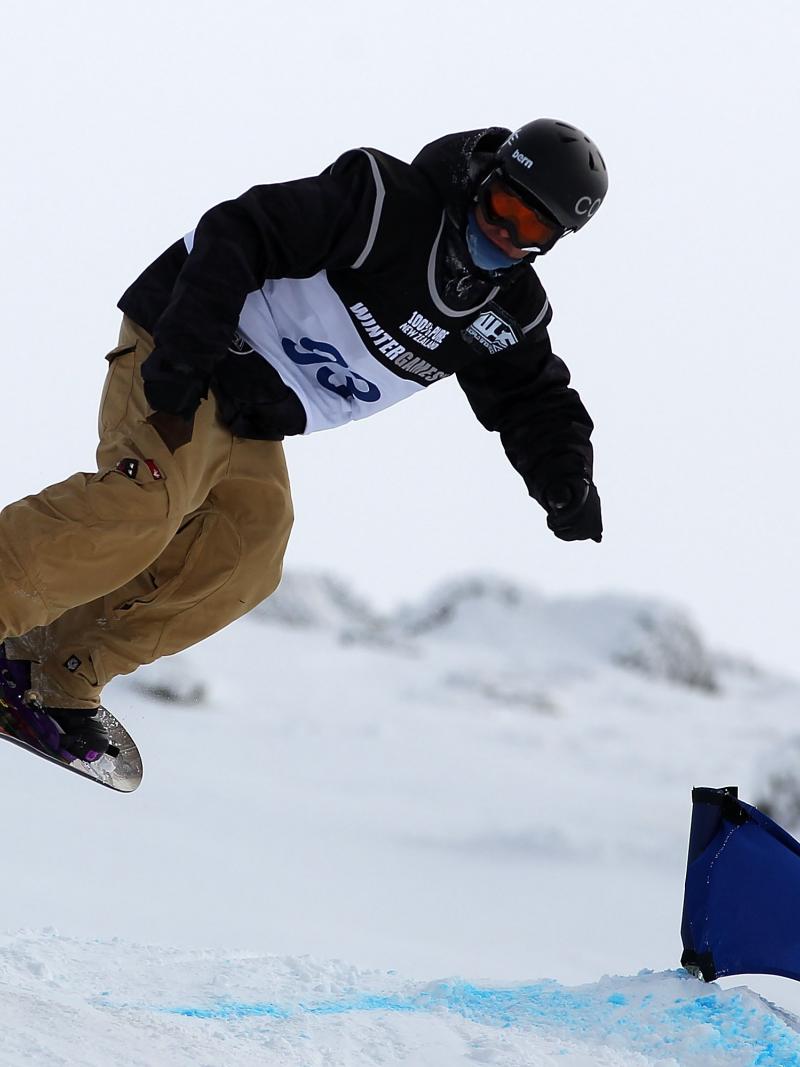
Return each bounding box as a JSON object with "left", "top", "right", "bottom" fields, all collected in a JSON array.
[{"left": 118, "top": 128, "right": 596, "bottom": 507}]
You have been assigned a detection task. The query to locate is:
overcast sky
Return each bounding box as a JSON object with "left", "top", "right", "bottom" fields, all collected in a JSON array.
[{"left": 0, "top": 0, "right": 798, "bottom": 674}]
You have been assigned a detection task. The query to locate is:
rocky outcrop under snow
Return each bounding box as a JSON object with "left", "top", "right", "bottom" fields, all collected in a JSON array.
[
  {"left": 256, "top": 571, "right": 719, "bottom": 692},
  {"left": 251, "top": 571, "right": 380, "bottom": 633}
]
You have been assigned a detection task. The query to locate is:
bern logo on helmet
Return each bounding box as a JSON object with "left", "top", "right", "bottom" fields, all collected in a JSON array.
[
  {"left": 575, "top": 195, "right": 603, "bottom": 217},
  {"left": 511, "top": 148, "right": 534, "bottom": 169}
]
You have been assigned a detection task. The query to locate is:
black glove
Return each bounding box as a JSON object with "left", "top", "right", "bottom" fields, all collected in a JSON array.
[
  {"left": 545, "top": 475, "right": 603, "bottom": 543},
  {"left": 141, "top": 347, "right": 207, "bottom": 421}
]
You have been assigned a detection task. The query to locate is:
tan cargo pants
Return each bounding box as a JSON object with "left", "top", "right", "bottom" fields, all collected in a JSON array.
[{"left": 0, "top": 316, "right": 294, "bottom": 708}]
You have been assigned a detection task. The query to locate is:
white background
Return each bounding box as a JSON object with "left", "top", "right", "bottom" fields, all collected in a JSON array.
[{"left": 0, "top": 0, "right": 797, "bottom": 672}]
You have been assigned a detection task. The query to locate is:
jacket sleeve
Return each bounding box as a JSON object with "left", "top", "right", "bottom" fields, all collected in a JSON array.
[
  {"left": 150, "top": 150, "right": 380, "bottom": 382},
  {"left": 456, "top": 328, "right": 595, "bottom": 508}
]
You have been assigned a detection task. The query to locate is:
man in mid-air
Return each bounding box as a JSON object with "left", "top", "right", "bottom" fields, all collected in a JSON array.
[{"left": 0, "top": 118, "right": 608, "bottom": 761}]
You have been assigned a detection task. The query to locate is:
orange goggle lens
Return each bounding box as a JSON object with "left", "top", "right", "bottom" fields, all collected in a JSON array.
[{"left": 482, "top": 178, "right": 561, "bottom": 248}]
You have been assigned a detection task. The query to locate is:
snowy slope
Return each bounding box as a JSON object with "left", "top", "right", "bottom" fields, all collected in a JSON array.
[{"left": 3, "top": 572, "right": 800, "bottom": 1064}]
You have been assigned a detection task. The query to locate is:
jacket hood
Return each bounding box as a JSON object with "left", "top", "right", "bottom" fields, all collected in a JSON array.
[
  {"left": 412, "top": 127, "right": 535, "bottom": 303},
  {"left": 411, "top": 127, "right": 510, "bottom": 209}
]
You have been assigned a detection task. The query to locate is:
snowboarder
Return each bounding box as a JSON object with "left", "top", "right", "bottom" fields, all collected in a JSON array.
[{"left": 0, "top": 119, "right": 608, "bottom": 761}]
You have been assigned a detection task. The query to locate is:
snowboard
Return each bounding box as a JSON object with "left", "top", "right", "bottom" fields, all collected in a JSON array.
[{"left": 0, "top": 700, "right": 143, "bottom": 792}]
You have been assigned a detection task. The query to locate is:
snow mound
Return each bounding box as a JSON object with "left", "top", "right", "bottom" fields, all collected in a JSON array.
[
  {"left": 242, "top": 570, "right": 729, "bottom": 691},
  {"left": 391, "top": 575, "right": 717, "bottom": 691},
  {"left": 2, "top": 933, "right": 799, "bottom": 1067}
]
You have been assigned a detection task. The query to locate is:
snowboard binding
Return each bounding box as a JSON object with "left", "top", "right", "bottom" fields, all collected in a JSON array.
[
  {"left": 0, "top": 644, "right": 142, "bottom": 791},
  {"left": 25, "top": 697, "right": 120, "bottom": 764},
  {"left": 0, "top": 652, "right": 113, "bottom": 763}
]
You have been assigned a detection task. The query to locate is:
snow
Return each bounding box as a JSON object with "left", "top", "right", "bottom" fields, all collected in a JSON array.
[
  {"left": 3, "top": 571, "right": 800, "bottom": 1064},
  {"left": 3, "top": 933, "right": 800, "bottom": 1066},
  {"left": 386, "top": 575, "right": 718, "bottom": 690}
]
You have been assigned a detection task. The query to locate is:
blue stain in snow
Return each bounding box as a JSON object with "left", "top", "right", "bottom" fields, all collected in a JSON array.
[
  {"left": 144, "top": 976, "right": 800, "bottom": 1064},
  {"left": 164, "top": 984, "right": 584, "bottom": 1026}
]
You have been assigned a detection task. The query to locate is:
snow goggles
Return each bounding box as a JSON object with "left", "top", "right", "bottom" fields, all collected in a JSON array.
[{"left": 476, "top": 170, "right": 564, "bottom": 252}]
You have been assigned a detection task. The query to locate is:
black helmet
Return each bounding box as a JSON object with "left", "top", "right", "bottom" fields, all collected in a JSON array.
[{"left": 494, "top": 119, "right": 608, "bottom": 234}]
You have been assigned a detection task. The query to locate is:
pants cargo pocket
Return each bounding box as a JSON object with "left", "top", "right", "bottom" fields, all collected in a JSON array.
[
  {"left": 98, "top": 342, "right": 139, "bottom": 437},
  {"left": 86, "top": 460, "right": 171, "bottom": 525}
]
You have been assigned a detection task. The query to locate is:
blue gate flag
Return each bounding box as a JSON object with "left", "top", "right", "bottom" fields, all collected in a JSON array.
[{"left": 682, "top": 786, "right": 800, "bottom": 982}]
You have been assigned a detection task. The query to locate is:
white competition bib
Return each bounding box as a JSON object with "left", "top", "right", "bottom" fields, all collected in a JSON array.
[
  {"left": 238, "top": 273, "right": 425, "bottom": 434},
  {"left": 185, "top": 232, "right": 424, "bottom": 435}
]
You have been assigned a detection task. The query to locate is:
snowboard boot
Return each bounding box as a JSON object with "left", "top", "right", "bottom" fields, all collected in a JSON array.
[{"left": 0, "top": 643, "right": 115, "bottom": 763}]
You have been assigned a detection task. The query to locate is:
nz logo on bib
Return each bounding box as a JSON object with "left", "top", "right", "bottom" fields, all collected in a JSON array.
[{"left": 463, "top": 304, "right": 522, "bottom": 356}]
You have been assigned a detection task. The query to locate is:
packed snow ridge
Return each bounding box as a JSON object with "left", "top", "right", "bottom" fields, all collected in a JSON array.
[{"left": 3, "top": 933, "right": 800, "bottom": 1067}]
